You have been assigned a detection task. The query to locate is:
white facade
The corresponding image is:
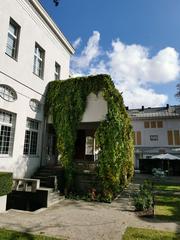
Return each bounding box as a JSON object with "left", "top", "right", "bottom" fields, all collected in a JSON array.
[
  {"left": 128, "top": 105, "right": 180, "bottom": 170},
  {"left": 0, "top": 0, "right": 74, "bottom": 177},
  {"left": 81, "top": 92, "right": 107, "bottom": 123}
]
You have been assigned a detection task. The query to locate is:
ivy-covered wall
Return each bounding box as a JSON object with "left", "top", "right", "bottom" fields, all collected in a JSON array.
[{"left": 45, "top": 74, "right": 134, "bottom": 199}]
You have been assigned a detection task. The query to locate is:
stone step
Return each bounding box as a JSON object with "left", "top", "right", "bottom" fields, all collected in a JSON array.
[
  {"left": 38, "top": 187, "right": 64, "bottom": 207},
  {"left": 32, "top": 166, "right": 63, "bottom": 189}
]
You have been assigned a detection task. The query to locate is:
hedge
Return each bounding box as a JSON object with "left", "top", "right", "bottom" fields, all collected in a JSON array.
[{"left": 0, "top": 172, "right": 13, "bottom": 196}]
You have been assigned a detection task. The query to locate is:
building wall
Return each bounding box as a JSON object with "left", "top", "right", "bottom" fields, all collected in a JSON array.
[
  {"left": 132, "top": 117, "right": 180, "bottom": 169},
  {"left": 81, "top": 92, "right": 107, "bottom": 123},
  {"left": 133, "top": 118, "right": 180, "bottom": 148},
  {"left": 0, "top": 0, "right": 72, "bottom": 177}
]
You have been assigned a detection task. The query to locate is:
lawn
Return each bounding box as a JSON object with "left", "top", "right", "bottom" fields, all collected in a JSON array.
[
  {"left": 122, "top": 227, "right": 180, "bottom": 240},
  {"left": 153, "top": 182, "right": 180, "bottom": 221},
  {"left": 154, "top": 183, "right": 180, "bottom": 192},
  {"left": 0, "top": 228, "right": 62, "bottom": 240}
]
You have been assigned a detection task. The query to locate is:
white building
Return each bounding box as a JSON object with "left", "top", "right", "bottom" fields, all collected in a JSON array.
[
  {"left": 128, "top": 105, "right": 180, "bottom": 175},
  {"left": 0, "top": 0, "right": 74, "bottom": 178}
]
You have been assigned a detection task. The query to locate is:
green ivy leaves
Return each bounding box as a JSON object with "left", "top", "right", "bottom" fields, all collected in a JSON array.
[{"left": 45, "top": 74, "right": 134, "bottom": 197}]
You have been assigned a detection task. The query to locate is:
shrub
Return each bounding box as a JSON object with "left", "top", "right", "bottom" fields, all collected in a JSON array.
[
  {"left": 0, "top": 172, "right": 13, "bottom": 196},
  {"left": 134, "top": 180, "right": 154, "bottom": 211}
]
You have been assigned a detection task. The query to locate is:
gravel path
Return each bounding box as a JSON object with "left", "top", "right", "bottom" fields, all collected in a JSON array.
[{"left": 0, "top": 198, "right": 179, "bottom": 240}]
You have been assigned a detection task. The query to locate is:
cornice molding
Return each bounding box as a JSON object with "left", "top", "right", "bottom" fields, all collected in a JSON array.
[{"left": 16, "top": 0, "right": 74, "bottom": 55}]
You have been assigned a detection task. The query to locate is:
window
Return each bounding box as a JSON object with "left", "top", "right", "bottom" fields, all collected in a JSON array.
[
  {"left": 54, "top": 62, "right": 61, "bottom": 80},
  {"left": 144, "top": 121, "right": 149, "bottom": 128},
  {"left": 6, "top": 18, "right": 20, "bottom": 59},
  {"left": 167, "top": 130, "right": 173, "bottom": 145},
  {"left": 0, "top": 110, "right": 16, "bottom": 155},
  {"left": 167, "top": 130, "right": 180, "bottom": 146},
  {"left": 134, "top": 131, "right": 142, "bottom": 145},
  {"left": 0, "top": 84, "right": 17, "bottom": 102},
  {"left": 157, "top": 121, "right": 163, "bottom": 128},
  {"left": 136, "top": 131, "right": 142, "bottom": 145},
  {"left": 23, "top": 119, "right": 40, "bottom": 155},
  {"left": 33, "top": 43, "right": 45, "bottom": 79},
  {"left": 85, "top": 136, "right": 94, "bottom": 155},
  {"left": 151, "top": 121, "right": 156, "bottom": 128},
  {"left": 174, "top": 130, "right": 180, "bottom": 145},
  {"left": 29, "top": 99, "right": 41, "bottom": 112}
]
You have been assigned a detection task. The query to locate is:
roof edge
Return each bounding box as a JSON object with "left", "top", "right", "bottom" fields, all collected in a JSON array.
[{"left": 29, "top": 0, "right": 75, "bottom": 55}]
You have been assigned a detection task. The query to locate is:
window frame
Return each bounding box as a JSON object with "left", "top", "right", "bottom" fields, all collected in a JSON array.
[
  {"left": 144, "top": 121, "right": 150, "bottom": 128},
  {"left": 0, "top": 84, "right": 17, "bottom": 102},
  {"left": 33, "top": 43, "right": 45, "bottom": 79},
  {"left": 0, "top": 110, "right": 16, "bottom": 156},
  {"left": 6, "top": 18, "right": 20, "bottom": 60},
  {"left": 157, "top": 121, "right": 163, "bottom": 128},
  {"left": 23, "top": 118, "right": 40, "bottom": 156},
  {"left": 54, "top": 62, "right": 61, "bottom": 80}
]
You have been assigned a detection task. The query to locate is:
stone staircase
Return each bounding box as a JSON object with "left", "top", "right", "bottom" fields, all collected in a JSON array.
[
  {"left": 39, "top": 187, "right": 64, "bottom": 207},
  {"left": 32, "top": 166, "right": 64, "bottom": 207},
  {"left": 32, "top": 165, "right": 63, "bottom": 188}
]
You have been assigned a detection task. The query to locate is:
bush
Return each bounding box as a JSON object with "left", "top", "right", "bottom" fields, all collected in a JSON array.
[
  {"left": 0, "top": 172, "right": 13, "bottom": 196},
  {"left": 134, "top": 180, "right": 154, "bottom": 211}
]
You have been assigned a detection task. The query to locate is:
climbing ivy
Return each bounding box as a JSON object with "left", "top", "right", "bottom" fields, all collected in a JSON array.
[{"left": 45, "top": 74, "right": 134, "bottom": 198}]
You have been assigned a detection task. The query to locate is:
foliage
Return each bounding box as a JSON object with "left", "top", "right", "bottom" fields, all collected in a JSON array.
[
  {"left": 134, "top": 180, "right": 154, "bottom": 211},
  {"left": 0, "top": 228, "right": 61, "bottom": 240},
  {"left": 53, "top": 0, "right": 60, "bottom": 6},
  {"left": 0, "top": 172, "right": 13, "bottom": 196},
  {"left": 45, "top": 74, "right": 134, "bottom": 198},
  {"left": 122, "top": 227, "right": 180, "bottom": 240},
  {"left": 175, "top": 83, "right": 180, "bottom": 100}
]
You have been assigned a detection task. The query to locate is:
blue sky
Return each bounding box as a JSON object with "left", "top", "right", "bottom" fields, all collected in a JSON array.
[{"left": 40, "top": 0, "right": 180, "bottom": 108}]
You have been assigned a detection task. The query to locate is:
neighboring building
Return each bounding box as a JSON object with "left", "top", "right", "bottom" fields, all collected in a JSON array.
[
  {"left": 128, "top": 104, "right": 180, "bottom": 175},
  {"left": 0, "top": 0, "right": 74, "bottom": 178}
]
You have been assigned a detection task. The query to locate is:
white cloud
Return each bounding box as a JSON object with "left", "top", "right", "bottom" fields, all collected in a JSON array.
[
  {"left": 146, "top": 47, "right": 180, "bottom": 83},
  {"left": 71, "top": 31, "right": 101, "bottom": 70},
  {"left": 70, "top": 32, "right": 180, "bottom": 108},
  {"left": 72, "top": 37, "right": 82, "bottom": 49},
  {"left": 118, "top": 86, "right": 168, "bottom": 109}
]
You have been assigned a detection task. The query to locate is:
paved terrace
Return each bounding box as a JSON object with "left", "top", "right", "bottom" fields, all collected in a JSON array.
[{"left": 0, "top": 182, "right": 179, "bottom": 240}]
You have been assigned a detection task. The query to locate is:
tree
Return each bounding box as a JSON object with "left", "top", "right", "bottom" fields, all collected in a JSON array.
[{"left": 175, "top": 83, "right": 180, "bottom": 100}]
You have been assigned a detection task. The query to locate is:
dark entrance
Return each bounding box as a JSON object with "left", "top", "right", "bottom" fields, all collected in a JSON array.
[
  {"left": 74, "top": 130, "right": 86, "bottom": 160},
  {"left": 47, "top": 124, "right": 58, "bottom": 166}
]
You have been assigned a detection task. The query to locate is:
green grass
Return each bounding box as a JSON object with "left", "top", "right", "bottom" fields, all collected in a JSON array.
[
  {"left": 0, "top": 228, "right": 62, "bottom": 240},
  {"left": 122, "top": 227, "right": 180, "bottom": 240},
  {"left": 155, "top": 195, "right": 180, "bottom": 221},
  {"left": 152, "top": 182, "right": 180, "bottom": 221},
  {"left": 154, "top": 183, "right": 180, "bottom": 192}
]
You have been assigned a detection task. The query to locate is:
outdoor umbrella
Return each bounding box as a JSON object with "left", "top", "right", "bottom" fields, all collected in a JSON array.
[{"left": 151, "top": 153, "right": 180, "bottom": 173}]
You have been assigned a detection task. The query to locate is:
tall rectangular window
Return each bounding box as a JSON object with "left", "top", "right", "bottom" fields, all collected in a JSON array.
[
  {"left": 23, "top": 119, "right": 40, "bottom": 155},
  {"left": 33, "top": 43, "right": 45, "bottom": 79},
  {"left": 151, "top": 121, "right": 156, "bottom": 128},
  {"left": 54, "top": 62, "right": 61, "bottom": 80},
  {"left": 0, "top": 110, "right": 16, "bottom": 155},
  {"left": 174, "top": 130, "right": 180, "bottom": 145},
  {"left": 136, "top": 131, "right": 142, "bottom": 145},
  {"left": 6, "top": 18, "right": 20, "bottom": 59},
  {"left": 144, "top": 121, "right": 149, "bottom": 128},
  {"left": 167, "top": 130, "right": 173, "bottom": 145},
  {"left": 157, "top": 121, "right": 163, "bottom": 128}
]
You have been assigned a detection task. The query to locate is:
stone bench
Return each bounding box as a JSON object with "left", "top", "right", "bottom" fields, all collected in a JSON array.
[{"left": 13, "top": 178, "right": 40, "bottom": 192}]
